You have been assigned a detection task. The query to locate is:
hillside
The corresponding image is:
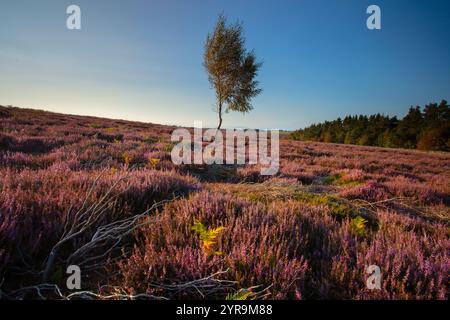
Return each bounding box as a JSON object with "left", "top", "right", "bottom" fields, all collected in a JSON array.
[{"left": 1, "top": 105, "right": 449, "bottom": 299}]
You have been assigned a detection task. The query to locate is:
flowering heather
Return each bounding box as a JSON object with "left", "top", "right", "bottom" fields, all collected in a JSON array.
[
  {"left": 0, "top": 106, "right": 449, "bottom": 299},
  {"left": 116, "top": 192, "right": 448, "bottom": 299}
]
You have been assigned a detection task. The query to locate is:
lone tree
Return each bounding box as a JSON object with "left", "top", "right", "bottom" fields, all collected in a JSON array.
[{"left": 204, "top": 15, "right": 262, "bottom": 130}]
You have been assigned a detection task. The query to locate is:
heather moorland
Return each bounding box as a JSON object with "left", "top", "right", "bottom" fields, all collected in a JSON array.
[{"left": 0, "top": 105, "right": 449, "bottom": 300}]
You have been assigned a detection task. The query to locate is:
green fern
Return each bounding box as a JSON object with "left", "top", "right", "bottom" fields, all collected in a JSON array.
[
  {"left": 350, "top": 216, "right": 368, "bottom": 236},
  {"left": 192, "top": 220, "right": 225, "bottom": 255},
  {"left": 226, "top": 289, "right": 254, "bottom": 300}
]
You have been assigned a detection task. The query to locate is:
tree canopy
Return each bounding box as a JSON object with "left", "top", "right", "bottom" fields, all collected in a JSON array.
[
  {"left": 204, "top": 15, "right": 262, "bottom": 129},
  {"left": 291, "top": 100, "right": 450, "bottom": 152}
]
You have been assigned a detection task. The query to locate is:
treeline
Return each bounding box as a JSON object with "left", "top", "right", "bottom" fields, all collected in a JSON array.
[{"left": 291, "top": 100, "right": 450, "bottom": 151}]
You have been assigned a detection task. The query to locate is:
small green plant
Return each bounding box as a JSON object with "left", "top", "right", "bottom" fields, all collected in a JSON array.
[
  {"left": 350, "top": 216, "right": 368, "bottom": 237},
  {"left": 192, "top": 220, "right": 225, "bottom": 256},
  {"left": 325, "top": 173, "right": 364, "bottom": 186},
  {"left": 226, "top": 289, "right": 254, "bottom": 300},
  {"left": 294, "top": 192, "right": 353, "bottom": 218},
  {"left": 144, "top": 136, "right": 159, "bottom": 144},
  {"left": 324, "top": 173, "right": 343, "bottom": 185},
  {"left": 89, "top": 123, "right": 102, "bottom": 129}
]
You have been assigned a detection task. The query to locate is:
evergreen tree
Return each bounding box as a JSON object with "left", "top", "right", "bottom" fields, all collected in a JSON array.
[{"left": 291, "top": 100, "right": 449, "bottom": 152}]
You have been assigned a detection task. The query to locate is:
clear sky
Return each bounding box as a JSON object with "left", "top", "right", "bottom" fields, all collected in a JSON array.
[{"left": 1, "top": 0, "right": 449, "bottom": 129}]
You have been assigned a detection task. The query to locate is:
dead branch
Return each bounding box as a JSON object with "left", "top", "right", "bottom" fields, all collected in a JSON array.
[
  {"left": 42, "top": 167, "right": 131, "bottom": 282},
  {"left": 67, "top": 197, "right": 175, "bottom": 266},
  {"left": 9, "top": 270, "right": 240, "bottom": 300}
]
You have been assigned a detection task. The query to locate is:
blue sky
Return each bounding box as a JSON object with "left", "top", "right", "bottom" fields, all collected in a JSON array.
[{"left": 1, "top": 0, "right": 449, "bottom": 129}]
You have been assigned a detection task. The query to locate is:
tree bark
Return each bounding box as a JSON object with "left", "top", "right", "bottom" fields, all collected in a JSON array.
[{"left": 217, "top": 102, "right": 223, "bottom": 130}]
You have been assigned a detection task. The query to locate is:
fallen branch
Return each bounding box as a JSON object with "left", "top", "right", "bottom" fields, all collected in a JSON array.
[
  {"left": 42, "top": 167, "right": 132, "bottom": 282},
  {"left": 9, "top": 270, "right": 239, "bottom": 300},
  {"left": 67, "top": 197, "right": 175, "bottom": 267}
]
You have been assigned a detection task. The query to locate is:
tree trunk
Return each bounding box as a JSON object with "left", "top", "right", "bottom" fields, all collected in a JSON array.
[{"left": 217, "top": 102, "right": 223, "bottom": 130}]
